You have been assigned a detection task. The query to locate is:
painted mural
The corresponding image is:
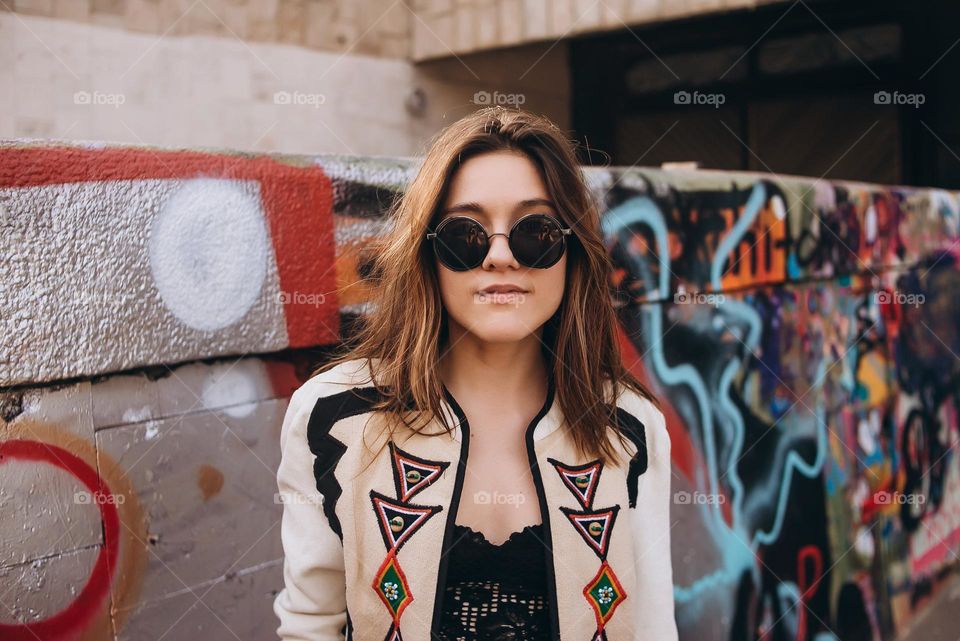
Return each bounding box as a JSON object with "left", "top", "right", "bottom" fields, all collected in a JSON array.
[{"left": 0, "top": 141, "right": 957, "bottom": 640}]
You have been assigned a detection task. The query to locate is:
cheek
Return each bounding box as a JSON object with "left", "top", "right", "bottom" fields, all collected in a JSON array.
[
  {"left": 436, "top": 265, "right": 473, "bottom": 309},
  {"left": 536, "top": 258, "right": 567, "bottom": 312}
]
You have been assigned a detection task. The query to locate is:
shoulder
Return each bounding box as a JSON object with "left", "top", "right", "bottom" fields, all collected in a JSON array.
[
  {"left": 611, "top": 382, "right": 669, "bottom": 455},
  {"left": 605, "top": 380, "right": 671, "bottom": 466},
  {"left": 277, "top": 358, "right": 382, "bottom": 543},
  {"left": 291, "top": 357, "right": 379, "bottom": 405},
  {"left": 281, "top": 358, "right": 382, "bottom": 447},
  {"left": 605, "top": 381, "right": 671, "bottom": 508},
  {"left": 287, "top": 358, "right": 382, "bottom": 418}
]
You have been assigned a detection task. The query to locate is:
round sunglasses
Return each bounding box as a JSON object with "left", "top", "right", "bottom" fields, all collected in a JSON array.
[{"left": 426, "top": 213, "right": 573, "bottom": 271}]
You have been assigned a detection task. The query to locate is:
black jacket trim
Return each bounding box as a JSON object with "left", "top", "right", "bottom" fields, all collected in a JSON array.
[
  {"left": 429, "top": 383, "right": 471, "bottom": 639},
  {"left": 611, "top": 406, "right": 648, "bottom": 508},
  {"left": 524, "top": 378, "right": 561, "bottom": 641},
  {"left": 305, "top": 385, "right": 384, "bottom": 540}
]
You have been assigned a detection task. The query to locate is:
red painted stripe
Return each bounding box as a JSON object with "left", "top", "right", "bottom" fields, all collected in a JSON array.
[{"left": 0, "top": 146, "right": 339, "bottom": 347}]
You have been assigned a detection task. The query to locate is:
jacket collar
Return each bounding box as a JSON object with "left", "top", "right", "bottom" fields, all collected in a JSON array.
[{"left": 438, "top": 373, "right": 561, "bottom": 443}]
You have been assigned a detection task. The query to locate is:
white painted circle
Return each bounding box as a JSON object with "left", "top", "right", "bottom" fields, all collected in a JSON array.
[
  {"left": 201, "top": 361, "right": 265, "bottom": 418},
  {"left": 149, "top": 178, "right": 269, "bottom": 331}
]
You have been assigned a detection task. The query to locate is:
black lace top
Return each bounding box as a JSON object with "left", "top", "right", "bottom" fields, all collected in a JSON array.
[{"left": 436, "top": 522, "right": 551, "bottom": 641}]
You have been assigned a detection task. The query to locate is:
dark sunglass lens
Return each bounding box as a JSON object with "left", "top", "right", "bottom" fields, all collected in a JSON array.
[
  {"left": 435, "top": 218, "right": 488, "bottom": 271},
  {"left": 511, "top": 215, "right": 565, "bottom": 268}
]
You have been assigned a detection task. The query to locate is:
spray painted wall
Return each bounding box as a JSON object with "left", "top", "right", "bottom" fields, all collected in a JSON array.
[{"left": 0, "top": 141, "right": 957, "bottom": 641}]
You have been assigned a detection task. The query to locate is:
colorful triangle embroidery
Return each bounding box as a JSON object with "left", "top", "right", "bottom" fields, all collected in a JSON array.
[
  {"left": 547, "top": 457, "right": 603, "bottom": 509},
  {"left": 370, "top": 490, "right": 443, "bottom": 552},
  {"left": 388, "top": 441, "right": 450, "bottom": 502},
  {"left": 559, "top": 505, "right": 620, "bottom": 559}
]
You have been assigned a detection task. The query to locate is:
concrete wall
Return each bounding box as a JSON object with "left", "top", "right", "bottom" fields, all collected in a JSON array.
[
  {"left": 3, "top": 0, "right": 410, "bottom": 58},
  {"left": 1, "top": 140, "right": 958, "bottom": 641},
  {"left": 1, "top": 0, "right": 793, "bottom": 62},
  {"left": 1, "top": 11, "right": 571, "bottom": 157}
]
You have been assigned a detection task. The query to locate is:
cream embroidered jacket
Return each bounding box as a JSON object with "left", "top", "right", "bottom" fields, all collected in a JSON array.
[{"left": 273, "top": 358, "right": 679, "bottom": 641}]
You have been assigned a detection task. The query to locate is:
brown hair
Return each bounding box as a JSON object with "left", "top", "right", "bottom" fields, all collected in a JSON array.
[{"left": 316, "top": 105, "right": 657, "bottom": 468}]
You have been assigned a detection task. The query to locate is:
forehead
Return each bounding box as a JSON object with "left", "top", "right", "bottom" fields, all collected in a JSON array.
[{"left": 441, "top": 151, "right": 552, "bottom": 217}]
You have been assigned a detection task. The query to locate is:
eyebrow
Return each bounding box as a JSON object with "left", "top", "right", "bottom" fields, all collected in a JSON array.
[{"left": 440, "top": 198, "right": 557, "bottom": 217}]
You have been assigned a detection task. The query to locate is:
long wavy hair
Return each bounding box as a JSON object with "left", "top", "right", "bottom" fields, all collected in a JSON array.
[{"left": 315, "top": 105, "right": 657, "bottom": 469}]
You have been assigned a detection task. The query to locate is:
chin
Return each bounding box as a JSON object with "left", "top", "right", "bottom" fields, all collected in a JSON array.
[{"left": 462, "top": 315, "right": 547, "bottom": 343}]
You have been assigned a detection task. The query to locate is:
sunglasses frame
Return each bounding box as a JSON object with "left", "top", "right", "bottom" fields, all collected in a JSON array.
[{"left": 425, "top": 213, "right": 573, "bottom": 271}]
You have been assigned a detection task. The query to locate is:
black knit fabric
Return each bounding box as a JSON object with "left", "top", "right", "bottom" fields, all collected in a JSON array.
[{"left": 436, "top": 522, "right": 551, "bottom": 641}]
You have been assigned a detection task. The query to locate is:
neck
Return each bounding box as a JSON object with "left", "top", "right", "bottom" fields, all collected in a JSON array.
[{"left": 439, "top": 325, "right": 550, "bottom": 407}]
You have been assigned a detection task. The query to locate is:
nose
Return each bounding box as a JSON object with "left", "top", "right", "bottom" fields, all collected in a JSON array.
[{"left": 482, "top": 232, "right": 518, "bottom": 269}]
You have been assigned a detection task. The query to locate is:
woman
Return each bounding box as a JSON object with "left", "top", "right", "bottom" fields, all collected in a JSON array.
[{"left": 274, "top": 106, "right": 678, "bottom": 641}]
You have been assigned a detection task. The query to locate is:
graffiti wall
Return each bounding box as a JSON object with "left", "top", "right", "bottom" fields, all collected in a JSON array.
[{"left": 0, "top": 140, "right": 957, "bottom": 640}]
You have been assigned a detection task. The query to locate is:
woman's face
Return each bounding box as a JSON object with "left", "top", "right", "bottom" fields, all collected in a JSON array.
[{"left": 434, "top": 150, "right": 567, "bottom": 345}]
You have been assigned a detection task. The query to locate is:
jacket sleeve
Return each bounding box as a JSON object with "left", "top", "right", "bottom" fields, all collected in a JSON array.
[
  {"left": 629, "top": 400, "right": 680, "bottom": 641},
  {"left": 274, "top": 382, "right": 348, "bottom": 641}
]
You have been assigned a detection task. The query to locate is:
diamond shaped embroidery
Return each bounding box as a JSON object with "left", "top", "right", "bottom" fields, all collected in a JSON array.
[
  {"left": 372, "top": 553, "right": 413, "bottom": 622},
  {"left": 583, "top": 560, "right": 627, "bottom": 628}
]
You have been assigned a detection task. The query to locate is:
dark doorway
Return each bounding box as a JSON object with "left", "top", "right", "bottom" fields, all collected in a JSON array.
[{"left": 571, "top": 0, "right": 959, "bottom": 188}]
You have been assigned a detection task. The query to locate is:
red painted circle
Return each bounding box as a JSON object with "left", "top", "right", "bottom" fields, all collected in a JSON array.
[{"left": 0, "top": 440, "right": 121, "bottom": 641}]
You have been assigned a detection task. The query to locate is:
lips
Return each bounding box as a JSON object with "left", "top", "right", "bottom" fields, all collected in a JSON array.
[{"left": 479, "top": 284, "right": 529, "bottom": 294}]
